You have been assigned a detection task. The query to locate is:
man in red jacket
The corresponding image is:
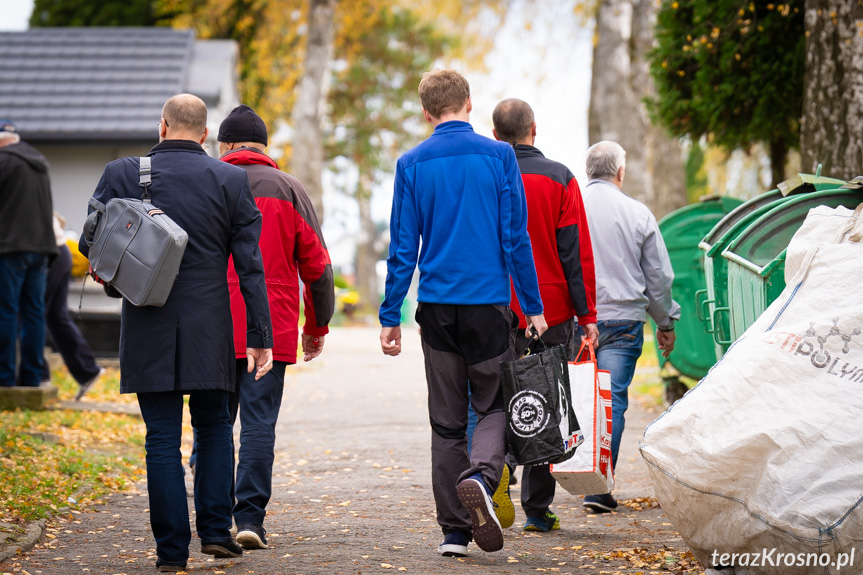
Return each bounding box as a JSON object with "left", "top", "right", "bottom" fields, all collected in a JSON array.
[
  {"left": 218, "top": 105, "right": 334, "bottom": 549},
  {"left": 493, "top": 98, "right": 598, "bottom": 532}
]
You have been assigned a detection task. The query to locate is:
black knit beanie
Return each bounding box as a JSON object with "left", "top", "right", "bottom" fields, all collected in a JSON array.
[{"left": 218, "top": 105, "right": 268, "bottom": 146}]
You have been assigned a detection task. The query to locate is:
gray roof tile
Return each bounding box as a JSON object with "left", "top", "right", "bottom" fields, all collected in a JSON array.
[{"left": 0, "top": 27, "right": 195, "bottom": 143}]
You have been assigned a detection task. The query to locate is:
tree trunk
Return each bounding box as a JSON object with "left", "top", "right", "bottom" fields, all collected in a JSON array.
[
  {"left": 289, "top": 0, "right": 335, "bottom": 223},
  {"left": 800, "top": 0, "right": 863, "bottom": 179},
  {"left": 589, "top": 0, "right": 687, "bottom": 218},
  {"left": 355, "top": 177, "right": 379, "bottom": 314},
  {"left": 769, "top": 137, "right": 787, "bottom": 190}
]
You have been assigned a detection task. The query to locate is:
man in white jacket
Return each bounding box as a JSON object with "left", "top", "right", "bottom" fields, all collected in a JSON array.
[{"left": 581, "top": 140, "right": 680, "bottom": 513}]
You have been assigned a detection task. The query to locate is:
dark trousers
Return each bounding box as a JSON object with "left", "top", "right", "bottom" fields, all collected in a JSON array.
[
  {"left": 42, "top": 245, "right": 101, "bottom": 384},
  {"left": 0, "top": 253, "right": 49, "bottom": 387},
  {"left": 515, "top": 319, "right": 577, "bottom": 518},
  {"left": 138, "top": 390, "right": 235, "bottom": 567},
  {"left": 230, "top": 358, "right": 288, "bottom": 526},
  {"left": 416, "top": 303, "right": 516, "bottom": 535}
]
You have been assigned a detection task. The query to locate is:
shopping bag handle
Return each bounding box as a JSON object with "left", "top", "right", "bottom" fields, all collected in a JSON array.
[
  {"left": 574, "top": 336, "right": 596, "bottom": 363},
  {"left": 522, "top": 326, "right": 549, "bottom": 357}
]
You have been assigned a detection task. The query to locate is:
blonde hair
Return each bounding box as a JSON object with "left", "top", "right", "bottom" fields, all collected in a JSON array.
[{"left": 418, "top": 69, "right": 470, "bottom": 119}]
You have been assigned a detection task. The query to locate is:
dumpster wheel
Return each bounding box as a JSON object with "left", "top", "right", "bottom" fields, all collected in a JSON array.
[{"left": 663, "top": 375, "right": 689, "bottom": 406}]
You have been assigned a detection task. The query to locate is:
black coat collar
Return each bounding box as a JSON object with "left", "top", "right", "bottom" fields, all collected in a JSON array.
[{"left": 148, "top": 139, "right": 207, "bottom": 155}]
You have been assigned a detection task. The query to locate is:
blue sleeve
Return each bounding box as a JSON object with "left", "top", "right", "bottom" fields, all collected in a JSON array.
[
  {"left": 379, "top": 159, "right": 420, "bottom": 326},
  {"left": 499, "top": 148, "right": 543, "bottom": 316}
]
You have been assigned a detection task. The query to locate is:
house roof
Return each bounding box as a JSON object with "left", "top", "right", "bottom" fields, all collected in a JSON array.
[{"left": 0, "top": 28, "right": 237, "bottom": 144}]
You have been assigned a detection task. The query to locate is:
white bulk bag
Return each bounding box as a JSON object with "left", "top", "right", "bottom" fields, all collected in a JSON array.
[{"left": 640, "top": 204, "right": 863, "bottom": 574}]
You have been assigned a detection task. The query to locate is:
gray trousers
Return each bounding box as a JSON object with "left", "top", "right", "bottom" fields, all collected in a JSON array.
[
  {"left": 416, "top": 303, "right": 517, "bottom": 535},
  {"left": 514, "top": 318, "right": 577, "bottom": 518}
]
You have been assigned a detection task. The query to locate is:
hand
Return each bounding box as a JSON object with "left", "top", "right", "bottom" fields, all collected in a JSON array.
[
  {"left": 581, "top": 322, "right": 599, "bottom": 346},
  {"left": 656, "top": 329, "right": 676, "bottom": 359},
  {"left": 380, "top": 326, "right": 402, "bottom": 356},
  {"left": 525, "top": 314, "right": 548, "bottom": 339},
  {"left": 302, "top": 333, "right": 325, "bottom": 362},
  {"left": 246, "top": 347, "right": 274, "bottom": 380}
]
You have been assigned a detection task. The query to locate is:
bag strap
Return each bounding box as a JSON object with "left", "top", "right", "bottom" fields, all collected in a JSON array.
[
  {"left": 139, "top": 156, "right": 152, "bottom": 203},
  {"left": 522, "top": 326, "right": 549, "bottom": 357},
  {"left": 88, "top": 196, "right": 106, "bottom": 213},
  {"left": 575, "top": 337, "right": 596, "bottom": 363}
]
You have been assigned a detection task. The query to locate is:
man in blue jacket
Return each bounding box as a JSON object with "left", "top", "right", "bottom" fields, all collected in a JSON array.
[
  {"left": 80, "top": 94, "right": 273, "bottom": 573},
  {"left": 379, "top": 69, "right": 547, "bottom": 558}
]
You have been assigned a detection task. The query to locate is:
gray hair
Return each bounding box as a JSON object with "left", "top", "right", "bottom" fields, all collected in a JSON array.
[
  {"left": 586, "top": 140, "right": 626, "bottom": 181},
  {"left": 0, "top": 131, "right": 20, "bottom": 144}
]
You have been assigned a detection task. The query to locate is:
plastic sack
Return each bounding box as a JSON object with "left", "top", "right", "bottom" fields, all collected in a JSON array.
[{"left": 640, "top": 204, "right": 863, "bottom": 574}]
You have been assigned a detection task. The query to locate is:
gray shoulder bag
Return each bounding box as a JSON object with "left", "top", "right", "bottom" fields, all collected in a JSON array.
[{"left": 82, "top": 157, "right": 188, "bottom": 306}]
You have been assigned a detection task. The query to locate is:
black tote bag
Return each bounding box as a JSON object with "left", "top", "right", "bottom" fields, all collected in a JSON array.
[{"left": 500, "top": 338, "right": 581, "bottom": 466}]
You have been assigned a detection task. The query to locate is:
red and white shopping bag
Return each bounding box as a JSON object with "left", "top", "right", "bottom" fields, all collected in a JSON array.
[{"left": 551, "top": 339, "right": 614, "bottom": 495}]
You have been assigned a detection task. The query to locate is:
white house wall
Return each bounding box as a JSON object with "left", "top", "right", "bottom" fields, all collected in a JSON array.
[{"left": 41, "top": 143, "right": 153, "bottom": 236}]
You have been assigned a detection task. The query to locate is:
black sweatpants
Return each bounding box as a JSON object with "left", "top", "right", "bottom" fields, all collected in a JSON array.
[{"left": 416, "top": 303, "right": 517, "bottom": 535}]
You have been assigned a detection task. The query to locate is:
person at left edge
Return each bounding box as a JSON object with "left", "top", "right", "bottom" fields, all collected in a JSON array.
[
  {"left": 217, "top": 104, "right": 335, "bottom": 550},
  {"left": 79, "top": 94, "right": 273, "bottom": 573},
  {"left": 0, "top": 119, "right": 57, "bottom": 388}
]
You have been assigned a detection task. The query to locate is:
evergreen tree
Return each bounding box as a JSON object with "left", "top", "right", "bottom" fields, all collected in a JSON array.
[
  {"left": 30, "top": 0, "right": 160, "bottom": 26},
  {"left": 648, "top": 0, "right": 805, "bottom": 187}
]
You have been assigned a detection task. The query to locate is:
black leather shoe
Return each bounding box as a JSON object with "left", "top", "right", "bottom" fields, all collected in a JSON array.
[
  {"left": 155, "top": 558, "right": 187, "bottom": 572},
  {"left": 583, "top": 493, "right": 618, "bottom": 513},
  {"left": 201, "top": 539, "right": 243, "bottom": 558}
]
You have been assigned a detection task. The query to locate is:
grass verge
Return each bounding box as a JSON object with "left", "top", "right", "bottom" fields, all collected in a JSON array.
[{"left": 0, "top": 367, "right": 145, "bottom": 530}]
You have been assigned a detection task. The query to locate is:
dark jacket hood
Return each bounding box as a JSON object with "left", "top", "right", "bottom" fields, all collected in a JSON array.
[{"left": 0, "top": 141, "right": 50, "bottom": 173}]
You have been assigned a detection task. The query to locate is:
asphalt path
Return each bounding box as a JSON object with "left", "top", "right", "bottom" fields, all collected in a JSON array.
[{"left": 2, "top": 326, "right": 694, "bottom": 575}]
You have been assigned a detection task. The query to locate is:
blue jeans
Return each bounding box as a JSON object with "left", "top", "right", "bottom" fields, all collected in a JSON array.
[
  {"left": 230, "top": 359, "right": 287, "bottom": 526},
  {"left": 138, "top": 390, "right": 235, "bottom": 566},
  {"left": 590, "top": 320, "right": 644, "bottom": 471},
  {"left": 0, "top": 253, "right": 49, "bottom": 387}
]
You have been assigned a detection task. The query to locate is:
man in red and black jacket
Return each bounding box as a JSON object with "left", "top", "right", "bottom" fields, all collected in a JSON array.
[
  {"left": 493, "top": 98, "right": 598, "bottom": 533},
  {"left": 218, "top": 105, "right": 334, "bottom": 550}
]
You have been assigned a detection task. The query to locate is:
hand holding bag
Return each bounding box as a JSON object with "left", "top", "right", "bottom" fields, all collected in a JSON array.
[
  {"left": 500, "top": 334, "right": 583, "bottom": 466},
  {"left": 551, "top": 338, "right": 614, "bottom": 495}
]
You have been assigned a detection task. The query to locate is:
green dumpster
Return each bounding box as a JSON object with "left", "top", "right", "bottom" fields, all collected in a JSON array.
[
  {"left": 696, "top": 175, "right": 845, "bottom": 359},
  {"left": 651, "top": 196, "right": 742, "bottom": 383},
  {"left": 720, "top": 188, "right": 863, "bottom": 343}
]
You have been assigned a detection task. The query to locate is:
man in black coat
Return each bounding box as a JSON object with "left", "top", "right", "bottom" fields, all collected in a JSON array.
[
  {"left": 80, "top": 94, "right": 274, "bottom": 573},
  {"left": 0, "top": 119, "right": 57, "bottom": 388}
]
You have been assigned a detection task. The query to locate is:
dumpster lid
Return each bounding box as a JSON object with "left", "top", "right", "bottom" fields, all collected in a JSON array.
[
  {"left": 840, "top": 176, "right": 863, "bottom": 190},
  {"left": 723, "top": 188, "right": 863, "bottom": 269},
  {"left": 777, "top": 173, "right": 845, "bottom": 196}
]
